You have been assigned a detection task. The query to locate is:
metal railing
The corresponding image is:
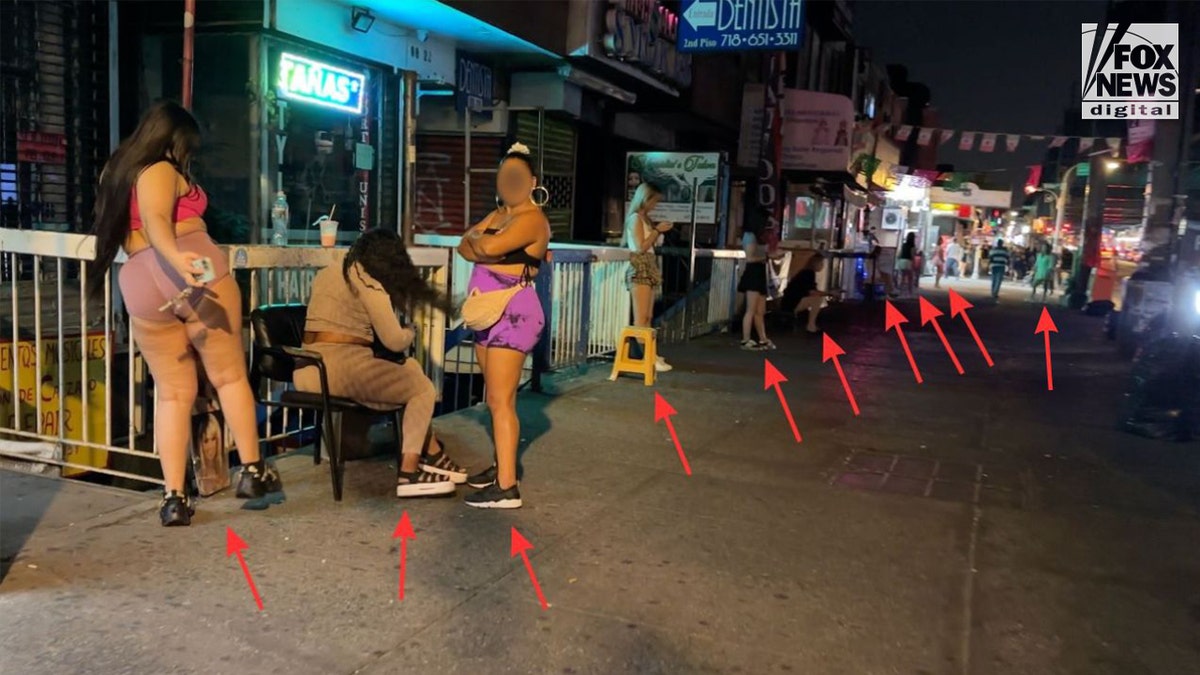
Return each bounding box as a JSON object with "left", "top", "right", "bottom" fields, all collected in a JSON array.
[
  {"left": 0, "top": 229, "right": 449, "bottom": 486},
  {"left": 1, "top": 226, "right": 740, "bottom": 485},
  {"left": 655, "top": 248, "right": 745, "bottom": 344}
]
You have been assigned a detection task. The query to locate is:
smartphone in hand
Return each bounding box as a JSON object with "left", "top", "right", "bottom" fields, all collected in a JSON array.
[{"left": 193, "top": 257, "right": 216, "bottom": 283}]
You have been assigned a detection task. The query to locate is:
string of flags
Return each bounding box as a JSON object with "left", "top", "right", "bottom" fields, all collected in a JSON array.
[{"left": 889, "top": 124, "right": 1124, "bottom": 155}]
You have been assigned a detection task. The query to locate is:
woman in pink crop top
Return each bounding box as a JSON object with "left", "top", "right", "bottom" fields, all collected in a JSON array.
[{"left": 91, "top": 101, "right": 281, "bottom": 526}]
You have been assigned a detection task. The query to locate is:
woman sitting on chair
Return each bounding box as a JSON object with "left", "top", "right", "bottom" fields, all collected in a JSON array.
[{"left": 295, "top": 229, "right": 465, "bottom": 498}]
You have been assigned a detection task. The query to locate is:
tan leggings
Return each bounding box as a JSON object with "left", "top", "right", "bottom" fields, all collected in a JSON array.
[
  {"left": 294, "top": 344, "right": 437, "bottom": 457},
  {"left": 126, "top": 273, "right": 261, "bottom": 492}
]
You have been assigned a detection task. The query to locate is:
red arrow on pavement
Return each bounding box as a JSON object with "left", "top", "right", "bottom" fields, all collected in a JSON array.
[
  {"left": 918, "top": 297, "right": 964, "bottom": 375},
  {"left": 764, "top": 359, "right": 802, "bottom": 442},
  {"left": 393, "top": 512, "right": 416, "bottom": 600},
  {"left": 947, "top": 290, "right": 994, "bottom": 367},
  {"left": 510, "top": 527, "right": 548, "bottom": 610},
  {"left": 1035, "top": 307, "right": 1058, "bottom": 391},
  {"left": 654, "top": 392, "right": 691, "bottom": 475},
  {"left": 821, "top": 334, "right": 860, "bottom": 416},
  {"left": 885, "top": 301, "right": 923, "bottom": 384},
  {"left": 225, "top": 527, "right": 263, "bottom": 611}
]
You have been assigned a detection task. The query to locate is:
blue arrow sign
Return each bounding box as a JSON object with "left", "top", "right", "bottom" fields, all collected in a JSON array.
[{"left": 678, "top": 0, "right": 805, "bottom": 53}]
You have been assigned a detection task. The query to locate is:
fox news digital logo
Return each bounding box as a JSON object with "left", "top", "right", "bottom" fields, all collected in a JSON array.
[{"left": 1082, "top": 23, "right": 1178, "bottom": 119}]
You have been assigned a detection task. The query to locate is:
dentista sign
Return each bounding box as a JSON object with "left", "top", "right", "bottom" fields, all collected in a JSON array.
[{"left": 278, "top": 52, "right": 365, "bottom": 115}]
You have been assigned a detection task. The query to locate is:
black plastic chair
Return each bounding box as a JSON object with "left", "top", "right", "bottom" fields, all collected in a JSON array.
[{"left": 249, "top": 304, "right": 405, "bottom": 501}]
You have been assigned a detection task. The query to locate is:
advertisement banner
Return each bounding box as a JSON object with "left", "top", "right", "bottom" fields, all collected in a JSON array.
[
  {"left": 736, "top": 85, "right": 854, "bottom": 174},
  {"left": 1126, "top": 120, "right": 1155, "bottom": 163},
  {"left": 0, "top": 333, "right": 109, "bottom": 475},
  {"left": 625, "top": 152, "right": 721, "bottom": 224},
  {"left": 781, "top": 89, "right": 854, "bottom": 173}
]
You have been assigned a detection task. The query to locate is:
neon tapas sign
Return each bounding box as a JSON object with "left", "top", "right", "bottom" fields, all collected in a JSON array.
[{"left": 278, "top": 52, "right": 365, "bottom": 115}]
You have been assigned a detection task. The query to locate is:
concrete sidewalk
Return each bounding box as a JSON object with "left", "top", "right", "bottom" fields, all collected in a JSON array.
[{"left": 2, "top": 284, "right": 1199, "bottom": 675}]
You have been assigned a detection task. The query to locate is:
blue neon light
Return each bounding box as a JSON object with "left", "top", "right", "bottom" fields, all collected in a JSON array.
[{"left": 278, "top": 52, "right": 366, "bottom": 115}]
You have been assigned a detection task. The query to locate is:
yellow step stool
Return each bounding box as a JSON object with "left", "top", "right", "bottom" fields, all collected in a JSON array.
[{"left": 609, "top": 326, "right": 657, "bottom": 386}]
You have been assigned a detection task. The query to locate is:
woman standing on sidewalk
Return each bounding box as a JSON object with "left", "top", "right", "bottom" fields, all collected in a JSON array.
[
  {"left": 296, "top": 229, "right": 467, "bottom": 498},
  {"left": 624, "top": 183, "right": 674, "bottom": 372},
  {"left": 456, "top": 143, "right": 551, "bottom": 509},
  {"left": 738, "top": 207, "right": 781, "bottom": 350},
  {"left": 92, "top": 101, "right": 281, "bottom": 526}
]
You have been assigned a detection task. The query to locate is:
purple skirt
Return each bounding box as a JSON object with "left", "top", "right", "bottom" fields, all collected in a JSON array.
[{"left": 468, "top": 266, "right": 545, "bottom": 353}]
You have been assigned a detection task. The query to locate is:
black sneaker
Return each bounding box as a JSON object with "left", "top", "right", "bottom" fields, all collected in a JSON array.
[
  {"left": 420, "top": 451, "right": 468, "bottom": 484},
  {"left": 236, "top": 461, "right": 283, "bottom": 499},
  {"left": 464, "top": 482, "right": 522, "bottom": 509},
  {"left": 159, "top": 490, "right": 194, "bottom": 527},
  {"left": 397, "top": 469, "right": 456, "bottom": 498},
  {"left": 467, "top": 465, "right": 497, "bottom": 489}
]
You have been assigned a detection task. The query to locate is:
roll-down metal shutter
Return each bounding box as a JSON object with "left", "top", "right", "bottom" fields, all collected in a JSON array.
[
  {"left": 413, "top": 133, "right": 503, "bottom": 235},
  {"left": 516, "top": 113, "right": 576, "bottom": 240},
  {"left": 0, "top": 0, "right": 109, "bottom": 236}
]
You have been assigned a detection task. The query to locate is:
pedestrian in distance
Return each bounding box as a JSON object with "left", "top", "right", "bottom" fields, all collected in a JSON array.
[
  {"left": 896, "top": 231, "right": 917, "bottom": 296},
  {"left": 988, "top": 239, "right": 1011, "bottom": 300},
  {"left": 456, "top": 142, "right": 551, "bottom": 509},
  {"left": 1030, "top": 242, "right": 1057, "bottom": 302},
  {"left": 932, "top": 236, "right": 946, "bottom": 288},
  {"left": 91, "top": 101, "right": 281, "bottom": 526}
]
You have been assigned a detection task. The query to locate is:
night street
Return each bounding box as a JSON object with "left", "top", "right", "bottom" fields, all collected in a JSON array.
[
  {"left": 5, "top": 281, "right": 1200, "bottom": 674},
  {"left": 4, "top": 0, "right": 1200, "bottom": 673}
]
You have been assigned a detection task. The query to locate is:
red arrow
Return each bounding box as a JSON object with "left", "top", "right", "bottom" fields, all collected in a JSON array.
[
  {"left": 821, "top": 334, "right": 860, "bottom": 416},
  {"left": 510, "top": 527, "right": 548, "bottom": 610},
  {"left": 947, "top": 290, "right": 994, "bottom": 367},
  {"left": 1035, "top": 308, "right": 1058, "bottom": 391},
  {"left": 885, "top": 301, "right": 923, "bottom": 384},
  {"left": 654, "top": 392, "right": 691, "bottom": 475},
  {"left": 764, "top": 359, "right": 802, "bottom": 442},
  {"left": 225, "top": 527, "right": 263, "bottom": 611},
  {"left": 918, "top": 297, "right": 964, "bottom": 375},
  {"left": 393, "top": 512, "right": 416, "bottom": 600}
]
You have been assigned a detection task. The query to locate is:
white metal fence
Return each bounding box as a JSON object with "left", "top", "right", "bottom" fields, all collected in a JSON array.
[
  {"left": 0, "top": 230, "right": 449, "bottom": 486},
  {"left": 1, "top": 228, "right": 741, "bottom": 486}
]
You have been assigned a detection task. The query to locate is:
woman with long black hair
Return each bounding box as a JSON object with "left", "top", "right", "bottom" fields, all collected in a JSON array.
[
  {"left": 296, "top": 229, "right": 466, "bottom": 497},
  {"left": 92, "top": 101, "right": 281, "bottom": 526}
]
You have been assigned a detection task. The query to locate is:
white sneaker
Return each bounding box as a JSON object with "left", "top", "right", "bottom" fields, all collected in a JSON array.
[
  {"left": 740, "top": 340, "right": 761, "bottom": 351},
  {"left": 397, "top": 469, "right": 456, "bottom": 498},
  {"left": 655, "top": 356, "right": 673, "bottom": 372}
]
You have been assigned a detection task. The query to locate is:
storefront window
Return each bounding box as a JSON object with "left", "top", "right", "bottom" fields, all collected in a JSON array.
[
  {"left": 269, "top": 45, "right": 379, "bottom": 241},
  {"left": 787, "top": 196, "right": 833, "bottom": 246}
]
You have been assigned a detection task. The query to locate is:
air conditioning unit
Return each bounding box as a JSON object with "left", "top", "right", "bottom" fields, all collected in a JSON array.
[{"left": 882, "top": 207, "right": 906, "bottom": 231}]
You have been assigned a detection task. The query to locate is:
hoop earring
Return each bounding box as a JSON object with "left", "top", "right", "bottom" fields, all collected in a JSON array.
[
  {"left": 531, "top": 185, "right": 550, "bottom": 208},
  {"left": 495, "top": 195, "right": 503, "bottom": 210}
]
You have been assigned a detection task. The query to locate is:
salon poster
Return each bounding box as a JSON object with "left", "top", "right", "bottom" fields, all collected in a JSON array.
[{"left": 625, "top": 152, "right": 721, "bottom": 224}]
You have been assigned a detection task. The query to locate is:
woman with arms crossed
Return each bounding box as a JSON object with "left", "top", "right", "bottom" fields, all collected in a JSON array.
[
  {"left": 456, "top": 143, "right": 551, "bottom": 509},
  {"left": 92, "top": 101, "right": 280, "bottom": 526},
  {"left": 624, "top": 182, "right": 674, "bottom": 371}
]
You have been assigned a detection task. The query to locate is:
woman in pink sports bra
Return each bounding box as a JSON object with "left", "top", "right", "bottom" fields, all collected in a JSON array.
[{"left": 91, "top": 101, "right": 281, "bottom": 526}]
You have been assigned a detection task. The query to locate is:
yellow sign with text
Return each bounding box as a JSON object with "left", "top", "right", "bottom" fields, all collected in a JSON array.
[{"left": 0, "top": 333, "right": 109, "bottom": 476}]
